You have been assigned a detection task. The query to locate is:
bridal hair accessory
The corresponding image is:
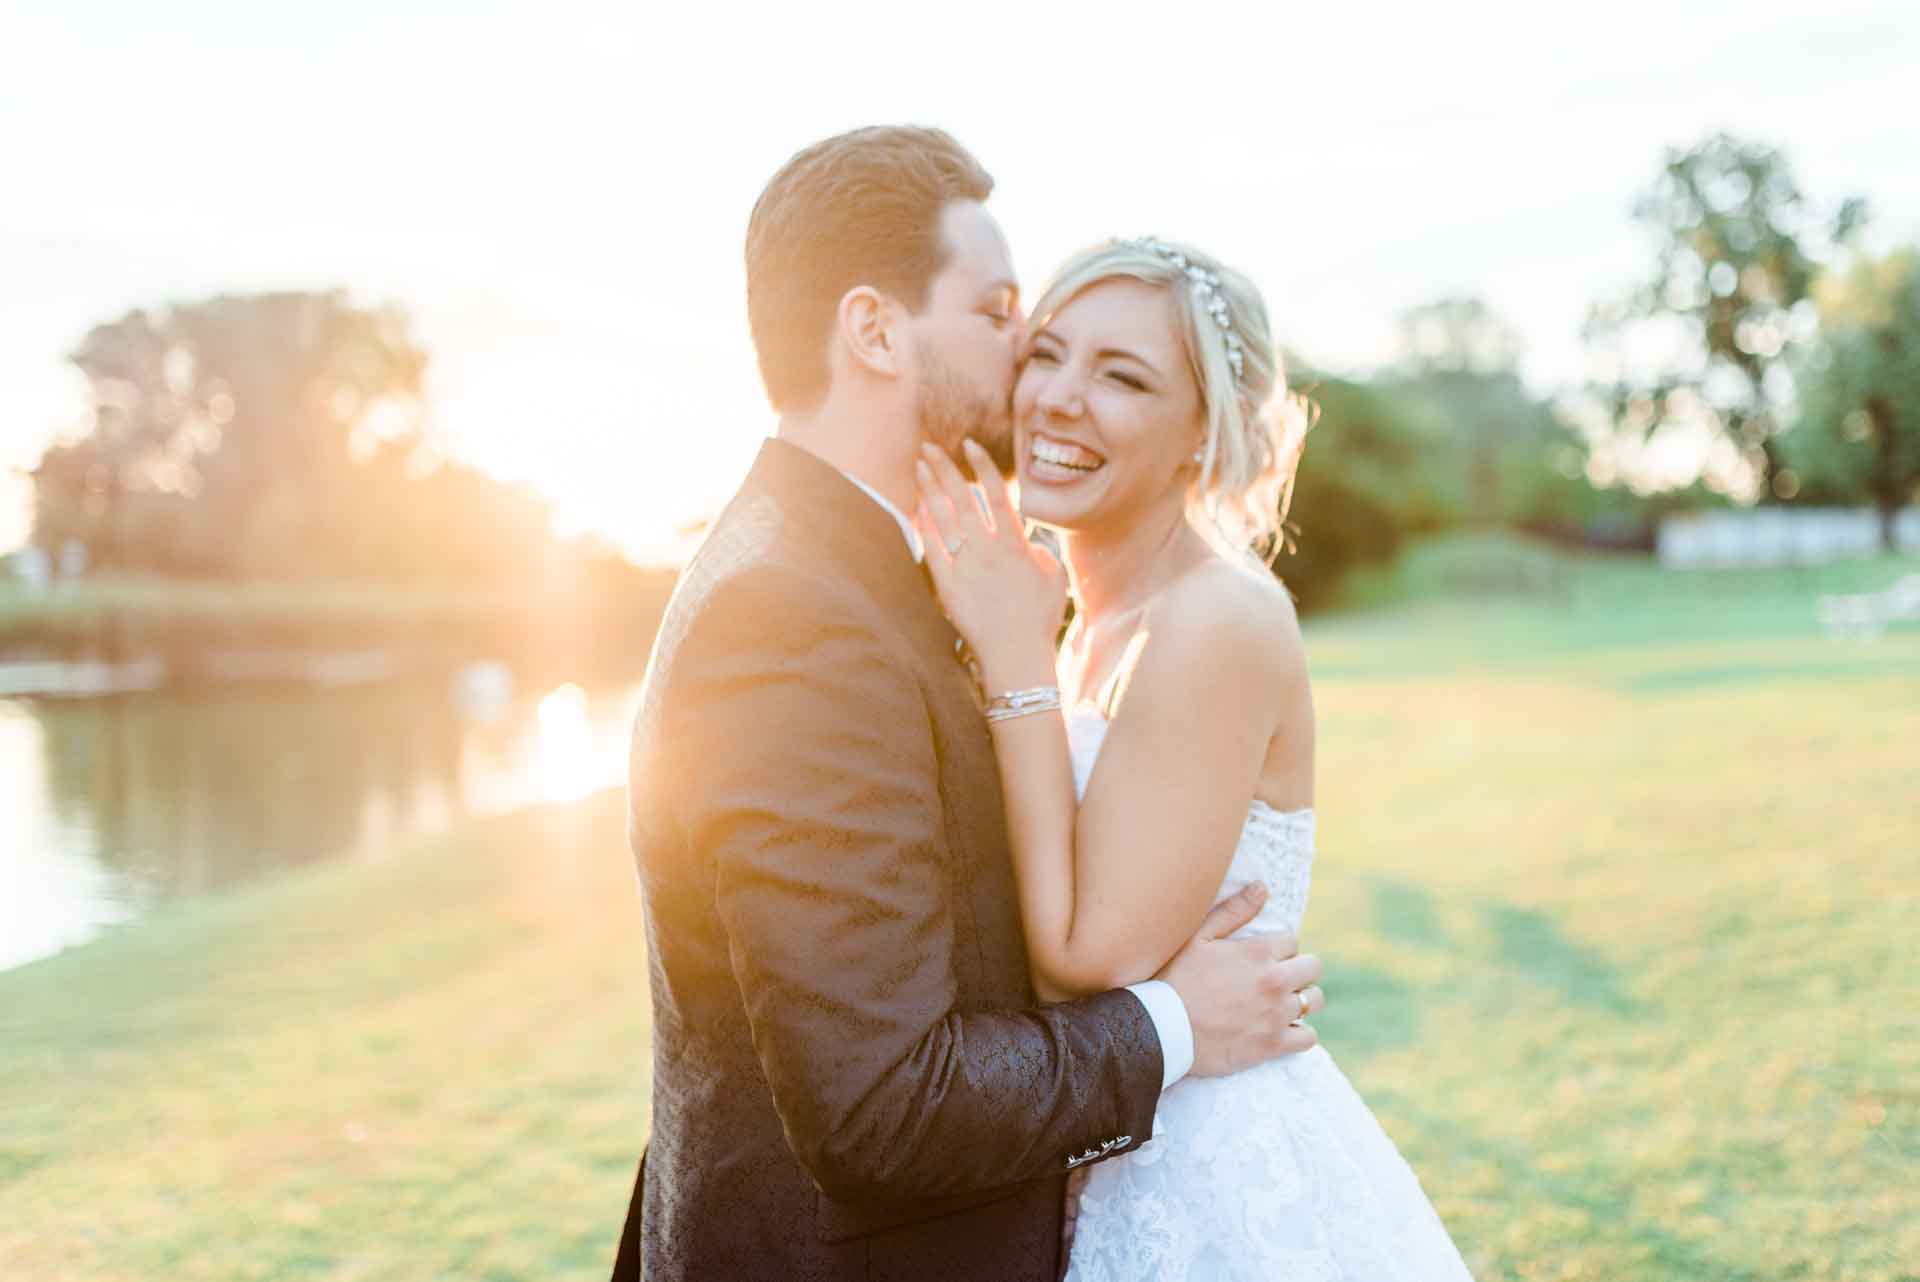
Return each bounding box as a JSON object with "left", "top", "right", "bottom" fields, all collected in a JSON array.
[
  {"left": 984, "top": 685, "right": 1063, "bottom": 724},
  {"left": 1127, "top": 237, "right": 1246, "bottom": 385}
]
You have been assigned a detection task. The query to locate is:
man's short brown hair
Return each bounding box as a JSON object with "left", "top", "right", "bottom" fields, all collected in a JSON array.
[{"left": 745, "top": 126, "right": 994, "bottom": 414}]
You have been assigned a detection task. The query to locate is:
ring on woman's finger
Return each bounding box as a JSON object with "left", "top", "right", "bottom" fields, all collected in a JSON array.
[
  {"left": 1293, "top": 991, "right": 1311, "bottom": 1025},
  {"left": 945, "top": 534, "right": 968, "bottom": 556}
]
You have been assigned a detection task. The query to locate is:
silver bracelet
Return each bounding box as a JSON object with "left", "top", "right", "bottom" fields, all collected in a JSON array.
[{"left": 984, "top": 685, "right": 1063, "bottom": 723}]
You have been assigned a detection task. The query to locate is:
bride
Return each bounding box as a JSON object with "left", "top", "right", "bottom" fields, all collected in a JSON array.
[{"left": 913, "top": 237, "right": 1474, "bottom": 1281}]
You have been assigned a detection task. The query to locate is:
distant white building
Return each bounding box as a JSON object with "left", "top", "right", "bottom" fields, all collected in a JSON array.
[
  {"left": 1658, "top": 508, "right": 1920, "bottom": 568},
  {"left": 6, "top": 545, "right": 52, "bottom": 590},
  {"left": 58, "top": 539, "right": 89, "bottom": 579}
]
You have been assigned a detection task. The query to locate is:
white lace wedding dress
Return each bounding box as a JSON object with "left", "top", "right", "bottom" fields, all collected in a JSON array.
[{"left": 1064, "top": 706, "right": 1473, "bottom": 1282}]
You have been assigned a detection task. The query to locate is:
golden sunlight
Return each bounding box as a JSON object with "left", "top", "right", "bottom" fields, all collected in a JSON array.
[{"left": 534, "top": 683, "right": 597, "bottom": 803}]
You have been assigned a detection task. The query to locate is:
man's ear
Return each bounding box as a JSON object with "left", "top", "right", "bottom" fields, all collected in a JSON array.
[{"left": 837, "top": 286, "right": 904, "bottom": 380}]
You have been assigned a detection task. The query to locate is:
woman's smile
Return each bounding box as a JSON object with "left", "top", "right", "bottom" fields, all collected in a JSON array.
[{"left": 1025, "top": 431, "right": 1108, "bottom": 486}]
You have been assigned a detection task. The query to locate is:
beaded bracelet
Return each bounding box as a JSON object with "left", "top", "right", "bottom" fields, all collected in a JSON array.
[{"left": 984, "top": 685, "right": 1063, "bottom": 724}]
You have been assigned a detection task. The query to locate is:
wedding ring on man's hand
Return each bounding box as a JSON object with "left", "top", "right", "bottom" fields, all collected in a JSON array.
[{"left": 1293, "top": 991, "right": 1311, "bottom": 1024}]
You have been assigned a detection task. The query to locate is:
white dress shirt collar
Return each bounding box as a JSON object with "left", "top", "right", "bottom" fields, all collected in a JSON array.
[{"left": 837, "top": 469, "right": 926, "bottom": 563}]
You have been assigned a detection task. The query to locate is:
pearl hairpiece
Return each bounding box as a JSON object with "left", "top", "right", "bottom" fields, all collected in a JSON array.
[{"left": 1127, "top": 237, "right": 1246, "bottom": 385}]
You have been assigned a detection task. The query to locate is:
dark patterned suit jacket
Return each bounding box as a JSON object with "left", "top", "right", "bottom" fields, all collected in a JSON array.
[{"left": 612, "top": 439, "right": 1164, "bottom": 1281}]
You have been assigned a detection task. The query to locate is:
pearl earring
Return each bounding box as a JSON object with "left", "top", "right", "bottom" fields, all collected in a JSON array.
[{"left": 1191, "top": 449, "right": 1204, "bottom": 465}]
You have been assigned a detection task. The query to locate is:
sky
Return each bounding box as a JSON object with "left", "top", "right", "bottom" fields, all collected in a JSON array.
[{"left": 3, "top": 0, "right": 1916, "bottom": 564}]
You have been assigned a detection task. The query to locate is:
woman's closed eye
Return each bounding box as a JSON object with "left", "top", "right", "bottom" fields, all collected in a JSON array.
[{"left": 1021, "top": 346, "right": 1145, "bottom": 391}]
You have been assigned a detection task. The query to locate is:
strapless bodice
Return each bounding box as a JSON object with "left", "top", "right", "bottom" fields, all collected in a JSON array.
[
  {"left": 1065, "top": 704, "right": 1315, "bottom": 937},
  {"left": 1059, "top": 721, "right": 1474, "bottom": 1282}
]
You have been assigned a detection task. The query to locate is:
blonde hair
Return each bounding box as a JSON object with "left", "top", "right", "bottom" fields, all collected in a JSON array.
[{"left": 1028, "top": 238, "right": 1314, "bottom": 562}]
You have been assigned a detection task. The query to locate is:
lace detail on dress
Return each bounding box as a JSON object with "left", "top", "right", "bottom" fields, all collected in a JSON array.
[{"left": 1062, "top": 706, "right": 1473, "bottom": 1282}]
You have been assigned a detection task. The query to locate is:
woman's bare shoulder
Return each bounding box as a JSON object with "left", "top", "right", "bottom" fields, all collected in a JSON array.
[
  {"left": 1134, "top": 555, "right": 1305, "bottom": 699},
  {"left": 1151, "top": 555, "right": 1300, "bottom": 646}
]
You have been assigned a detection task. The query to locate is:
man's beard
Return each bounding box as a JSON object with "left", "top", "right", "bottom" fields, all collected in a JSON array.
[{"left": 915, "top": 349, "right": 1016, "bottom": 480}]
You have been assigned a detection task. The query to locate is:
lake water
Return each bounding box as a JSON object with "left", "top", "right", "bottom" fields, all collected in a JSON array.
[{"left": 0, "top": 677, "right": 645, "bottom": 972}]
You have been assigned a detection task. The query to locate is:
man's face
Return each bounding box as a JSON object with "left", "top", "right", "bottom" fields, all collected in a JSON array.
[{"left": 903, "top": 200, "right": 1023, "bottom": 477}]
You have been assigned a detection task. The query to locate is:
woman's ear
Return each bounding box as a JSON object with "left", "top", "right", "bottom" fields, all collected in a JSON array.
[{"left": 836, "top": 286, "right": 902, "bottom": 380}]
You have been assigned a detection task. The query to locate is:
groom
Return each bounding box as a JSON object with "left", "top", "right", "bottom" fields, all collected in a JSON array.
[{"left": 612, "top": 125, "right": 1325, "bottom": 1281}]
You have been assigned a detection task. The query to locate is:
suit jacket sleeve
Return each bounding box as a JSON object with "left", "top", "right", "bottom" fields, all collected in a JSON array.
[{"left": 665, "top": 567, "right": 1164, "bottom": 1203}]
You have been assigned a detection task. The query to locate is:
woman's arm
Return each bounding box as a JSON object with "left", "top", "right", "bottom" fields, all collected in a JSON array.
[
  {"left": 917, "top": 443, "right": 1300, "bottom": 1000},
  {"left": 995, "top": 580, "right": 1291, "bottom": 997}
]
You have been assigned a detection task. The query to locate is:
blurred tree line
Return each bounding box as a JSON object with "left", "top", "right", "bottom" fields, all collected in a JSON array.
[
  {"left": 1279, "top": 130, "right": 1917, "bottom": 608},
  {"left": 29, "top": 291, "right": 644, "bottom": 590},
  {"left": 31, "top": 138, "right": 1914, "bottom": 631},
  {"left": 1781, "top": 247, "right": 1920, "bottom": 549},
  {"left": 1577, "top": 131, "right": 1915, "bottom": 549},
  {"left": 1277, "top": 298, "right": 1618, "bottom": 611}
]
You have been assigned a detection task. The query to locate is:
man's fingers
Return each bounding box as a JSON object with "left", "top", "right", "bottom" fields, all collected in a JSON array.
[
  {"left": 1270, "top": 952, "right": 1323, "bottom": 996},
  {"left": 1193, "top": 882, "right": 1267, "bottom": 942},
  {"left": 1272, "top": 1021, "right": 1319, "bottom": 1056}
]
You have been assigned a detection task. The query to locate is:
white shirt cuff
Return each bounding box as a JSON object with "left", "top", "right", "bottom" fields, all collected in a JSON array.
[{"left": 1124, "top": 979, "right": 1194, "bottom": 1091}]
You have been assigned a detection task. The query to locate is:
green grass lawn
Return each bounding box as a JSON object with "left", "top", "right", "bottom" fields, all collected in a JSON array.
[{"left": 3, "top": 536, "right": 1915, "bottom": 1280}]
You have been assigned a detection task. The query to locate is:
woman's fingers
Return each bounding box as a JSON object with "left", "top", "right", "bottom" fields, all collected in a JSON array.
[
  {"left": 920, "top": 444, "right": 986, "bottom": 532},
  {"left": 914, "top": 463, "right": 966, "bottom": 557},
  {"left": 915, "top": 505, "right": 954, "bottom": 596},
  {"left": 963, "top": 439, "right": 1022, "bottom": 534}
]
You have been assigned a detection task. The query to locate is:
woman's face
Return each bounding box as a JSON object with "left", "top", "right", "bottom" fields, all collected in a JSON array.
[{"left": 1013, "top": 277, "right": 1205, "bottom": 534}]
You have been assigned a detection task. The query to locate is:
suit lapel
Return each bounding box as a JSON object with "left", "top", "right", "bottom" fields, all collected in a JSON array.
[{"left": 745, "top": 438, "right": 1029, "bottom": 993}]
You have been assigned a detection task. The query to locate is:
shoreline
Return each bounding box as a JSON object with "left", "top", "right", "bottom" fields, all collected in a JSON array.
[{"left": 0, "top": 650, "right": 405, "bottom": 698}]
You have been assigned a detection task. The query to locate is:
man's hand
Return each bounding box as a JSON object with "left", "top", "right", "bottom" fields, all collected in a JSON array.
[{"left": 1155, "top": 883, "right": 1323, "bottom": 1078}]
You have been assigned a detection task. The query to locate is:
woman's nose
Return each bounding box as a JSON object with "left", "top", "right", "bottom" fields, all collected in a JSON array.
[{"left": 1035, "top": 368, "right": 1083, "bottom": 419}]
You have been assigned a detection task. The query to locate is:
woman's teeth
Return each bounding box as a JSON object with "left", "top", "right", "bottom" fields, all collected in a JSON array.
[{"left": 1031, "top": 438, "right": 1103, "bottom": 472}]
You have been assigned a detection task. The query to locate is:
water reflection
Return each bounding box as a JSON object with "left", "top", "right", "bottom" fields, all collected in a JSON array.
[{"left": 0, "top": 679, "right": 642, "bottom": 971}]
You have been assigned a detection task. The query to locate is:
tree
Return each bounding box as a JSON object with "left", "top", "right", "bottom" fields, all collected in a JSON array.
[
  {"left": 1582, "top": 132, "right": 1866, "bottom": 501},
  {"left": 34, "top": 292, "right": 428, "bottom": 576},
  {"left": 1781, "top": 247, "right": 1920, "bottom": 551},
  {"left": 1396, "top": 296, "right": 1524, "bottom": 377},
  {"left": 30, "top": 291, "right": 581, "bottom": 583},
  {"left": 1390, "top": 297, "right": 1575, "bottom": 525},
  {"left": 1276, "top": 372, "right": 1437, "bottom": 610}
]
